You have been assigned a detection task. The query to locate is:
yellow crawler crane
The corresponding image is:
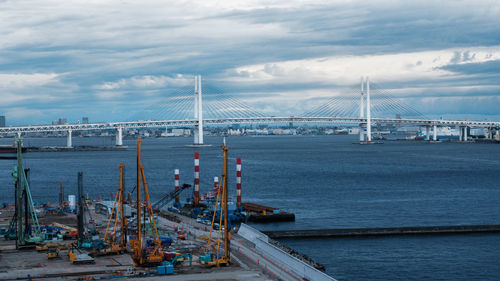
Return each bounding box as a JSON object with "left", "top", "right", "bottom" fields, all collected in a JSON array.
[
  {"left": 199, "top": 140, "right": 231, "bottom": 267},
  {"left": 101, "top": 163, "right": 128, "bottom": 255},
  {"left": 129, "top": 138, "right": 163, "bottom": 266}
]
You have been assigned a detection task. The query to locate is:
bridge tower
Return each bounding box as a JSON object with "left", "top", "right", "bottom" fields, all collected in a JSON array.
[
  {"left": 359, "top": 77, "right": 365, "bottom": 142},
  {"left": 193, "top": 75, "right": 204, "bottom": 145},
  {"left": 365, "top": 77, "right": 372, "bottom": 143}
]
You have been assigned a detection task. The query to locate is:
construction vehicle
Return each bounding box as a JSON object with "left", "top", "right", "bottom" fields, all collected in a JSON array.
[
  {"left": 97, "top": 163, "right": 128, "bottom": 256},
  {"left": 36, "top": 241, "right": 66, "bottom": 251},
  {"left": 199, "top": 139, "right": 231, "bottom": 267},
  {"left": 129, "top": 138, "right": 163, "bottom": 266},
  {"left": 68, "top": 243, "right": 95, "bottom": 264}
]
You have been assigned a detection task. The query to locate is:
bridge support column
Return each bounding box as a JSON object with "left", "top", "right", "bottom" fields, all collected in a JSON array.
[
  {"left": 464, "top": 126, "right": 468, "bottom": 141},
  {"left": 359, "top": 125, "right": 365, "bottom": 142},
  {"left": 487, "top": 127, "right": 492, "bottom": 139},
  {"left": 433, "top": 124, "right": 437, "bottom": 141},
  {"left": 67, "top": 129, "right": 72, "bottom": 148},
  {"left": 366, "top": 77, "right": 372, "bottom": 143},
  {"left": 425, "top": 126, "right": 430, "bottom": 141},
  {"left": 116, "top": 127, "right": 123, "bottom": 146},
  {"left": 193, "top": 75, "right": 204, "bottom": 145}
]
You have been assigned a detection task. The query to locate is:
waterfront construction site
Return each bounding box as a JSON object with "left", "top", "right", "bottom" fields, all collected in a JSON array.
[{"left": 0, "top": 137, "right": 333, "bottom": 281}]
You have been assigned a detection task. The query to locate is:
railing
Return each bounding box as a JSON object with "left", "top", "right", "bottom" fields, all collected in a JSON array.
[{"left": 1, "top": 116, "right": 499, "bottom": 134}]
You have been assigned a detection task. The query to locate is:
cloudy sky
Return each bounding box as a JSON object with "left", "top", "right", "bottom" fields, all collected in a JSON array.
[{"left": 1, "top": 0, "right": 499, "bottom": 125}]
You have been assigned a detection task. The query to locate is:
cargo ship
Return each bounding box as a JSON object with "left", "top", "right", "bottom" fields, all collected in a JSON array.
[{"left": 0, "top": 145, "right": 27, "bottom": 153}]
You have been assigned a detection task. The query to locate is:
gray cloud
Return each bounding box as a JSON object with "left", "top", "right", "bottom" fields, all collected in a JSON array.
[{"left": 0, "top": 0, "right": 499, "bottom": 124}]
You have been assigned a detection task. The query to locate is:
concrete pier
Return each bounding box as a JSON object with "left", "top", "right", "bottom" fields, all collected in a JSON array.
[{"left": 263, "top": 224, "right": 500, "bottom": 239}]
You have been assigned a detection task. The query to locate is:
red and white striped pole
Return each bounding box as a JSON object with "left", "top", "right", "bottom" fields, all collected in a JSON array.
[
  {"left": 174, "top": 169, "right": 180, "bottom": 203},
  {"left": 194, "top": 152, "right": 200, "bottom": 206},
  {"left": 214, "top": 176, "right": 219, "bottom": 193},
  {"left": 236, "top": 158, "right": 242, "bottom": 207}
]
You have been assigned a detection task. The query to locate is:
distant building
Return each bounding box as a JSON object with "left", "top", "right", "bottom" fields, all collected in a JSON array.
[
  {"left": 0, "top": 116, "right": 5, "bottom": 127},
  {"left": 95, "top": 201, "right": 132, "bottom": 217},
  {"left": 82, "top": 117, "right": 89, "bottom": 124}
]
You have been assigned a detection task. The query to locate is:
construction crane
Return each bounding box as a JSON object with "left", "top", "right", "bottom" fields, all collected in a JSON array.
[
  {"left": 199, "top": 139, "right": 231, "bottom": 267},
  {"left": 129, "top": 138, "right": 163, "bottom": 266},
  {"left": 101, "top": 163, "right": 128, "bottom": 255},
  {"left": 152, "top": 183, "right": 191, "bottom": 211}
]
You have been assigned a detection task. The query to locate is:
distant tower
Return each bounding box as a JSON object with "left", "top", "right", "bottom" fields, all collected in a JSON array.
[
  {"left": 82, "top": 117, "right": 89, "bottom": 124},
  {"left": 0, "top": 115, "right": 5, "bottom": 127}
]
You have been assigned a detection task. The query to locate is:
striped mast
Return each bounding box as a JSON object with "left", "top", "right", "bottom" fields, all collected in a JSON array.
[
  {"left": 174, "top": 169, "right": 180, "bottom": 203},
  {"left": 194, "top": 152, "right": 200, "bottom": 206},
  {"left": 236, "top": 158, "right": 242, "bottom": 207}
]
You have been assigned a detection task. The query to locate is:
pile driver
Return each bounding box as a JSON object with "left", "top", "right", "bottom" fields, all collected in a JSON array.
[
  {"left": 199, "top": 140, "right": 231, "bottom": 266},
  {"left": 100, "top": 163, "right": 128, "bottom": 255},
  {"left": 129, "top": 138, "right": 163, "bottom": 266}
]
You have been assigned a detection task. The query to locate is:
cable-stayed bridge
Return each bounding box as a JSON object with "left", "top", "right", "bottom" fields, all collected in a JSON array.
[{"left": 1, "top": 76, "right": 499, "bottom": 146}]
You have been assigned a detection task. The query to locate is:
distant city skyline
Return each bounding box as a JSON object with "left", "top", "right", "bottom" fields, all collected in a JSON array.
[{"left": 0, "top": 1, "right": 499, "bottom": 125}]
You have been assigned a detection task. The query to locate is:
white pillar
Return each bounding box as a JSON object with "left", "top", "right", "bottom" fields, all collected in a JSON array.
[
  {"left": 359, "top": 77, "right": 365, "bottom": 142},
  {"left": 459, "top": 126, "right": 463, "bottom": 141},
  {"left": 16, "top": 132, "right": 21, "bottom": 138},
  {"left": 464, "top": 126, "right": 468, "bottom": 141},
  {"left": 425, "top": 126, "right": 430, "bottom": 141},
  {"left": 197, "top": 75, "right": 204, "bottom": 145},
  {"left": 193, "top": 76, "right": 199, "bottom": 144},
  {"left": 366, "top": 77, "right": 372, "bottom": 143},
  {"left": 116, "top": 126, "right": 123, "bottom": 146},
  {"left": 67, "top": 129, "right": 72, "bottom": 148},
  {"left": 433, "top": 124, "right": 437, "bottom": 141}
]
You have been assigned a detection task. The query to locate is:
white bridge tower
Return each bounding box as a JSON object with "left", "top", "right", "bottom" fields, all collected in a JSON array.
[{"left": 193, "top": 75, "right": 204, "bottom": 145}]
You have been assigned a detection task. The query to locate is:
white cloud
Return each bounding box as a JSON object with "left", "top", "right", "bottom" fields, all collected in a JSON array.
[
  {"left": 0, "top": 73, "right": 59, "bottom": 89},
  {"left": 227, "top": 46, "right": 500, "bottom": 85},
  {"left": 94, "top": 75, "right": 191, "bottom": 90}
]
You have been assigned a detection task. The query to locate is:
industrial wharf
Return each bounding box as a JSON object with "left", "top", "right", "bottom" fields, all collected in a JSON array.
[
  {"left": 0, "top": 138, "right": 330, "bottom": 281},
  {"left": 263, "top": 224, "right": 500, "bottom": 239}
]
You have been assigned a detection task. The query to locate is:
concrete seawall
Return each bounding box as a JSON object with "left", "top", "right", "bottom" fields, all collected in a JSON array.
[{"left": 263, "top": 224, "right": 500, "bottom": 239}]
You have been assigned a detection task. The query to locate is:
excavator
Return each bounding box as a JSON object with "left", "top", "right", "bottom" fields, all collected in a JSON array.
[
  {"left": 199, "top": 140, "right": 231, "bottom": 267},
  {"left": 129, "top": 138, "right": 163, "bottom": 266}
]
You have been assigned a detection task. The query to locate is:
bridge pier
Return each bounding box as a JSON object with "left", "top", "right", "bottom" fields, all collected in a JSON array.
[
  {"left": 116, "top": 127, "right": 123, "bottom": 146},
  {"left": 459, "top": 126, "right": 469, "bottom": 142},
  {"left": 359, "top": 125, "right": 365, "bottom": 142},
  {"left": 433, "top": 124, "right": 437, "bottom": 141},
  {"left": 67, "top": 129, "right": 72, "bottom": 148},
  {"left": 425, "top": 126, "right": 430, "bottom": 141}
]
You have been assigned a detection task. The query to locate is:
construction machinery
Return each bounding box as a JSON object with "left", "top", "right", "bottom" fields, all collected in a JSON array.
[
  {"left": 99, "top": 163, "right": 128, "bottom": 256},
  {"left": 152, "top": 183, "right": 191, "bottom": 211},
  {"left": 129, "top": 138, "right": 163, "bottom": 266},
  {"left": 58, "top": 181, "right": 64, "bottom": 207},
  {"left": 4, "top": 138, "right": 44, "bottom": 247},
  {"left": 199, "top": 140, "right": 231, "bottom": 267},
  {"left": 68, "top": 243, "right": 95, "bottom": 264}
]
